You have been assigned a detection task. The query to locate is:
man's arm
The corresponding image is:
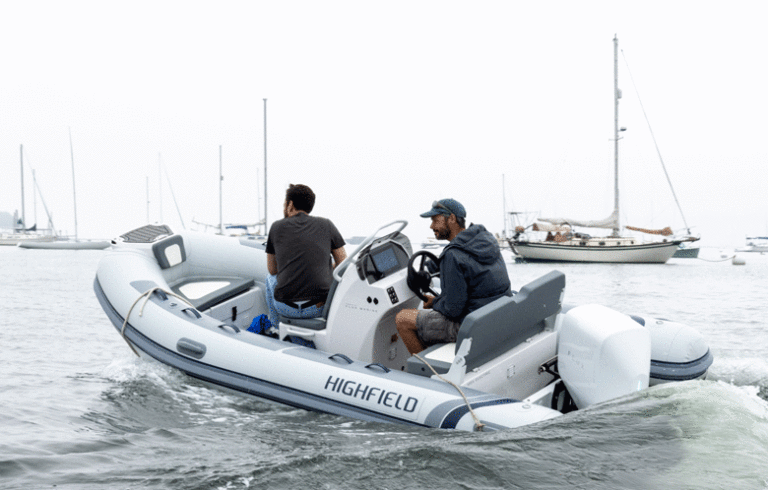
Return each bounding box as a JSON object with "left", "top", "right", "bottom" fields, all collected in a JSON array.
[
  {"left": 266, "top": 253, "right": 278, "bottom": 275},
  {"left": 432, "top": 252, "right": 468, "bottom": 320},
  {"left": 331, "top": 246, "right": 347, "bottom": 269}
]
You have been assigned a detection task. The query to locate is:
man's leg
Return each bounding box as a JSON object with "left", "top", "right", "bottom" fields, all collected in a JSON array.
[
  {"left": 396, "top": 309, "right": 425, "bottom": 355},
  {"left": 277, "top": 301, "right": 323, "bottom": 319},
  {"left": 265, "top": 275, "right": 280, "bottom": 327}
]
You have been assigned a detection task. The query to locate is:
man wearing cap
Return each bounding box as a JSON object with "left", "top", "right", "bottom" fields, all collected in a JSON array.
[{"left": 395, "top": 198, "right": 511, "bottom": 354}]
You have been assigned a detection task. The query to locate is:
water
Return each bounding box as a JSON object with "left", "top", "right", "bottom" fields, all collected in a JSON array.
[{"left": 2, "top": 246, "right": 768, "bottom": 489}]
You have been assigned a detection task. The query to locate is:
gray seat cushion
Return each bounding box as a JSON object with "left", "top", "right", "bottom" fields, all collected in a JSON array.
[{"left": 171, "top": 277, "right": 255, "bottom": 311}]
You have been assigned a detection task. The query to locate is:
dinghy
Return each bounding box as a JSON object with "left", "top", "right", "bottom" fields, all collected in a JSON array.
[{"left": 93, "top": 221, "right": 713, "bottom": 431}]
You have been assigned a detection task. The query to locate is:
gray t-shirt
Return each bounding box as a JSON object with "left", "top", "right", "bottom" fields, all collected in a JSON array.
[{"left": 266, "top": 213, "right": 345, "bottom": 303}]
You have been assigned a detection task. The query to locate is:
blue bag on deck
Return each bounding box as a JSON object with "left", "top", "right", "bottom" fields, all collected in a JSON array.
[
  {"left": 247, "top": 314, "right": 273, "bottom": 335},
  {"left": 247, "top": 314, "right": 314, "bottom": 347}
]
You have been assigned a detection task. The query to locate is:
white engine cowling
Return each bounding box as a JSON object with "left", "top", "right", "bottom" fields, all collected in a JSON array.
[{"left": 558, "top": 304, "right": 651, "bottom": 409}]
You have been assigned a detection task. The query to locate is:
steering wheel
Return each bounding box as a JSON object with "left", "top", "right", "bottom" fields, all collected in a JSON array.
[{"left": 407, "top": 250, "right": 440, "bottom": 302}]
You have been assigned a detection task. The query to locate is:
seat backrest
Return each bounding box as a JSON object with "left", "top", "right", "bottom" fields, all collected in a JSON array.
[
  {"left": 321, "top": 261, "right": 348, "bottom": 319},
  {"left": 152, "top": 235, "right": 186, "bottom": 269},
  {"left": 456, "top": 270, "right": 565, "bottom": 371},
  {"left": 277, "top": 262, "right": 350, "bottom": 330}
]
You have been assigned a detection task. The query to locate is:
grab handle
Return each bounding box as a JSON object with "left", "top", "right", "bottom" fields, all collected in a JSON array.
[
  {"left": 218, "top": 324, "right": 240, "bottom": 334},
  {"left": 182, "top": 308, "right": 201, "bottom": 319},
  {"left": 328, "top": 353, "right": 354, "bottom": 364},
  {"left": 365, "top": 363, "right": 391, "bottom": 373},
  {"left": 332, "top": 220, "right": 408, "bottom": 283}
]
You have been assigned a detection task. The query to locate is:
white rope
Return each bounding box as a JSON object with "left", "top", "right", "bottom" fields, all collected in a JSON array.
[
  {"left": 120, "top": 287, "right": 194, "bottom": 357},
  {"left": 696, "top": 255, "right": 736, "bottom": 263},
  {"left": 413, "top": 352, "right": 485, "bottom": 432}
]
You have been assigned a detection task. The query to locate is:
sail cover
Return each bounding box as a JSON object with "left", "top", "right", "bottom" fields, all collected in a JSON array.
[
  {"left": 532, "top": 222, "right": 571, "bottom": 233},
  {"left": 625, "top": 225, "right": 673, "bottom": 236},
  {"left": 537, "top": 210, "right": 619, "bottom": 230}
]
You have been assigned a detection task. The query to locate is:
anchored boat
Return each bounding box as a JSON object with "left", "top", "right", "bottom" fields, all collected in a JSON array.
[
  {"left": 509, "top": 36, "right": 699, "bottom": 263},
  {"left": 94, "top": 221, "right": 713, "bottom": 431}
]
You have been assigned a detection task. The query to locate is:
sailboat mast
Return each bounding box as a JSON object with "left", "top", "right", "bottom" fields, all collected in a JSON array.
[
  {"left": 146, "top": 176, "right": 150, "bottom": 224},
  {"left": 613, "top": 34, "right": 621, "bottom": 237},
  {"left": 20, "top": 144, "right": 26, "bottom": 231},
  {"left": 219, "top": 145, "right": 224, "bottom": 235},
  {"left": 69, "top": 128, "right": 78, "bottom": 240},
  {"left": 158, "top": 154, "right": 163, "bottom": 223},
  {"left": 161, "top": 157, "right": 186, "bottom": 230},
  {"left": 502, "top": 174, "right": 507, "bottom": 238},
  {"left": 263, "top": 98, "right": 268, "bottom": 234}
]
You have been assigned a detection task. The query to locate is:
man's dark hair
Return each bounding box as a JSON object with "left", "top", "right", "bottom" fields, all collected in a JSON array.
[
  {"left": 455, "top": 216, "right": 466, "bottom": 229},
  {"left": 286, "top": 184, "right": 315, "bottom": 213}
]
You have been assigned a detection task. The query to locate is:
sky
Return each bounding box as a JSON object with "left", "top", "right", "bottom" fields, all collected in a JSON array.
[{"left": 1, "top": 1, "right": 766, "bottom": 247}]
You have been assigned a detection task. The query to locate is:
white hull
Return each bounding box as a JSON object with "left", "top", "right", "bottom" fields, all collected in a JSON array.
[
  {"left": 18, "top": 239, "right": 110, "bottom": 250},
  {"left": 737, "top": 246, "right": 768, "bottom": 253},
  {"left": 0, "top": 234, "right": 56, "bottom": 246},
  {"left": 736, "top": 238, "right": 768, "bottom": 253},
  {"left": 93, "top": 224, "right": 713, "bottom": 431},
  {"left": 511, "top": 239, "right": 685, "bottom": 263}
]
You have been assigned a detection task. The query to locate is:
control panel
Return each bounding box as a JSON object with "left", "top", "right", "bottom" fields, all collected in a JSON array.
[{"left": 356, "top": 232, "right": 413, "bottom": 284}]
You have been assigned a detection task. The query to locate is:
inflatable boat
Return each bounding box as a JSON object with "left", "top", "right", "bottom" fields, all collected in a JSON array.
[{"left": 93, "top": 221, "right": 713, "bottom": 432}]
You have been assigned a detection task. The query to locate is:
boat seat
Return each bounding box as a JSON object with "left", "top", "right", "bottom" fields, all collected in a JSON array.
[
  {"left": 406, "top": 270, "right": 565, "bottom": 376},
  {"left": 151, "top": 234, "right": 256, "bottom": 312},
  {"left": 171, "top": 276, "right": 255, "bottom": 312},
  {"left": 278, "top": 263, "right": 348, "bottom": 331},
  {"left": 152, "top": 234, "right": 186, "bottom": 269}
]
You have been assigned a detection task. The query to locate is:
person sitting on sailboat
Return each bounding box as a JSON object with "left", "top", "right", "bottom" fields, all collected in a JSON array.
[
  {"left": 395, "top": 198, "right": 511, "bottom": 354},
  {"left": 265, "top": 184, "right": 347, "bottom": 327}
]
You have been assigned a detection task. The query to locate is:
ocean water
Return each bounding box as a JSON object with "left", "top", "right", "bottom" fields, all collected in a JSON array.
[{"left": 2, "top": 246, "right": 768, "bottom": 490}]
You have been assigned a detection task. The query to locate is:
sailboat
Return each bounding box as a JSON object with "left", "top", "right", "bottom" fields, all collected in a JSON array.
[
  {"left": 194, "top": 100, "right": 269, "bottom": 240},
  {"left": 1, "top": 145, "right": 57, "bottom": 246},
  {"left": 509, "top": 36, "right": 698, "bottom": 264},
  {"left": 18, "top": 131, "right": 110, "bottom": 250},
  {"left": 191, "top": 144, "right": 266, "bottom": 240},
  {"left": 736, "top": 236, "right": 768, "bottom": 253}
]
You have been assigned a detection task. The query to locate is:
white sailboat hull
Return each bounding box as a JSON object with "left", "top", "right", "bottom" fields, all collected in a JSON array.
[
  {"left": 18, "top": 239, "right": 110, "bottom": 250},
  {"left": 511, "top": 239, "right": 683, "bottom": 263},
  {"left": 0, "top": 234, "right": 56, "bottom": 246}
]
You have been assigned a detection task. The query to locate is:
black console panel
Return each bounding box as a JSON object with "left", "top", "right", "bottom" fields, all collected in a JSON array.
[{"left": 356, "top": 232, "right": 413, "bottom": 284}]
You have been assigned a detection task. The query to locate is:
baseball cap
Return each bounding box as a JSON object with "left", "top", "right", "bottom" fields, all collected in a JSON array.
[{"left": 420, "top": 198, "right": 467, "bottom": 218}]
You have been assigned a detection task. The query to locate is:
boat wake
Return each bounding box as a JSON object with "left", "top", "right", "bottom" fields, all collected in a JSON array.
[
  {"left": 86, "top": 358, "right": 768, "bottom": 490},
  {"left": 706, "top": 356, "right": 768, "bottom": 402}
]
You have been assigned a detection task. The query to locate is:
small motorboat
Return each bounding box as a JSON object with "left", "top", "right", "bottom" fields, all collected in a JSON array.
[{"left": 93, "top": 221, "right": 713, "bottom": 432}]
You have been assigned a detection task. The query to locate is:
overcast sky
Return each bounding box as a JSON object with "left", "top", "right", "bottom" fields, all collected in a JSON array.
[{"left": 1, "top": 1, "right": 766, "bottom": 247}]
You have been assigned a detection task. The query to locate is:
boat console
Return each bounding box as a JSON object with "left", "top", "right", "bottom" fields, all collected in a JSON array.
[{"left": 355, "top": 231, "right": 413, "bottom": 284}]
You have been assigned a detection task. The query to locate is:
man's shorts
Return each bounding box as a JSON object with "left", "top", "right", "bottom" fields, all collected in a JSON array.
[{"left": 416, "top": 309, "right": 461, "bottom": 346}]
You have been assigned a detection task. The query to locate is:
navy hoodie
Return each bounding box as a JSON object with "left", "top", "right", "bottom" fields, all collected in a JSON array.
[{"left": 432, "top": 224, "right": 511, "bottom": 323}]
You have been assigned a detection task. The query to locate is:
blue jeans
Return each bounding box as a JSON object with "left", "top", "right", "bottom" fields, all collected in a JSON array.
[{"left": 265, "top": 275, "right": 324, "bottom": 327}]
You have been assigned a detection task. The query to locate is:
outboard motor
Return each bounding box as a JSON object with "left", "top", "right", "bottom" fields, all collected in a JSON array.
[{"left": 557, "top": 304, "right": 651, "bottom": 409}]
